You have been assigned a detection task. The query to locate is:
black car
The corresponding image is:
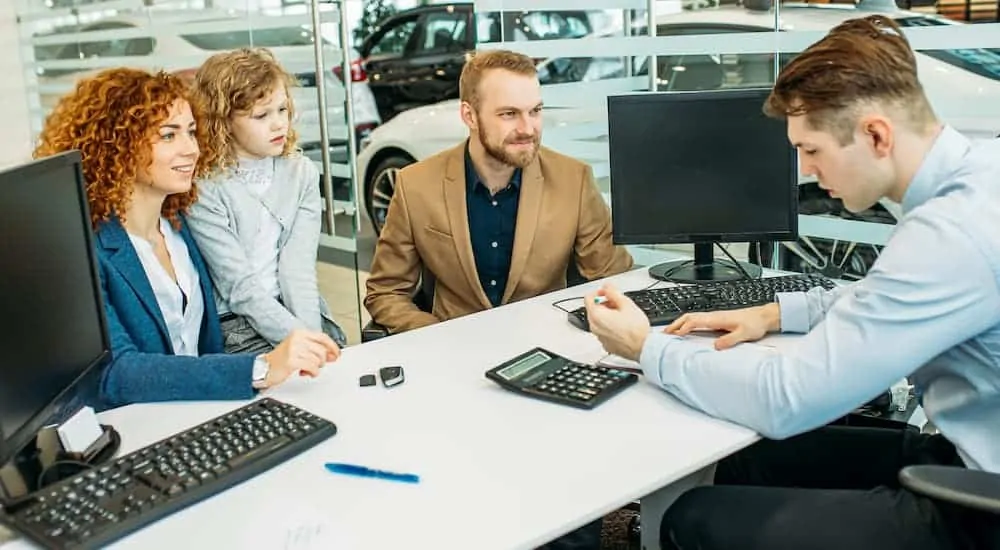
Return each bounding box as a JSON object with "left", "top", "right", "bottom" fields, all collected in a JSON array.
[{"left": 356, "top": 3, "right": 593, "bottom": 122}]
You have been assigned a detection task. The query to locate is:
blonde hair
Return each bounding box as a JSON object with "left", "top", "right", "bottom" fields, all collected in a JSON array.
[
  {"left": 190, "top": 47, "right": 299, "bottom": 175},
  {"left": 459, "top": 49, "right": 537, "bottom": 110}
]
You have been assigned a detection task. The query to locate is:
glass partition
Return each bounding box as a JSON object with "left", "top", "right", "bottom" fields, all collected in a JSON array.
[
  {"left": 15, "top": 0, "right": 368, "bottom": 342},
  {"left": 470, "top": 0, "right": 1000, "bottom": 279}
]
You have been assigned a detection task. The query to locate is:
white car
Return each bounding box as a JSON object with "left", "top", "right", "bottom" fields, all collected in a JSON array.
[
  {"left": 32, "top": 11, "right": 381, "bottom": 152},
  {"left": 356, "top": 2, "right": 1000, "bottom": 279}
]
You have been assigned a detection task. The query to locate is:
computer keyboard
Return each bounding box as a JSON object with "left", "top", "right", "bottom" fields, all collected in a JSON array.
[
  {"left": 1, "top": 398, "right": 336, "bottom": 550},
  {"left": 568, "top": 273, "right": 837, "bottom": 331}
]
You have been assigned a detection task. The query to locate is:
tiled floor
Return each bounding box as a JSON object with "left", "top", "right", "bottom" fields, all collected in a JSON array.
[{"left": 317, "top": 262, "right": 370, "bottom": 346}]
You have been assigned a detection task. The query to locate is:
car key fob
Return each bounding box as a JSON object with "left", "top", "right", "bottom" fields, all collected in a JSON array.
[{"left": 379, "top": 366, "right": 405, "bottom": 388}]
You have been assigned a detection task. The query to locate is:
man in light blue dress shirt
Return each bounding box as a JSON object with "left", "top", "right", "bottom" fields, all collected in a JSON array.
[{"left": 585, "top": 15, "right": 999, "bottom": 550}]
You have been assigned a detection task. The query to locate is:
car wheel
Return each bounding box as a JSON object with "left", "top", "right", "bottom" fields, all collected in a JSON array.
[
  {"left": 750, "top": 186, "right": 894, "bottom": 281},
  {"left": 366, "top": 155, "right": 414, "bottom": 234}
]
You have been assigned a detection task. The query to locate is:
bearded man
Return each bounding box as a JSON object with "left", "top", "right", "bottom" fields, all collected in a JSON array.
[{"left": 365, "top": 49, "right": 632, "bottom": 334}]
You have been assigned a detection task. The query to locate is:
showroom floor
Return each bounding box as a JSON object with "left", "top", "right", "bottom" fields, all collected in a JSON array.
[{"left": 317, "top": 261, "right": 370, "bottom": 345}]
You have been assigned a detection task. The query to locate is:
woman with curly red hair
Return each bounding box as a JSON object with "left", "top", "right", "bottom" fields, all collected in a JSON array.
[{"left": 34, "top": 67, "right": 339, "bottom": 409}]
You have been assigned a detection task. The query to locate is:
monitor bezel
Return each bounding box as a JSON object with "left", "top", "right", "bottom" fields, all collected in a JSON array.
[
  {"left": 0, "top": 151, "right": 111, "bottom": 470},
  {"left": 607, "top": 88, "right": 799, "bottom": 246}
]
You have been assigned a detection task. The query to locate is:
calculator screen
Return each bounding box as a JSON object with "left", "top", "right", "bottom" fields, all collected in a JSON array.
[{"left": 496, "top": 351, "right": 551, "bottom": 380}]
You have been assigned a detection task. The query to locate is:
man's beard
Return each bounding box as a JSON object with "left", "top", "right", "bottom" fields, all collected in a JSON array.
[{"left": 479, "top": 124, "right": 539, "bottom": 169}]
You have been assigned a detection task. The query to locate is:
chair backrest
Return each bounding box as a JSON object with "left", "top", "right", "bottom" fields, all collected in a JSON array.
[
  {"left": 413, "top": 266, "right": 436, "bottom": 313},
  {"left": 566, "top": 259, "right": 586, "bottom": 288}
]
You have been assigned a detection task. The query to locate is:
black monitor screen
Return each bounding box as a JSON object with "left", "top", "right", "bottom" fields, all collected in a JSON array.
[
  {"left": 607, "top": 89, "right": 797, "bottom": 245},
  {"left": 0, "top": 151, "right": 109, "bottom": 464}
]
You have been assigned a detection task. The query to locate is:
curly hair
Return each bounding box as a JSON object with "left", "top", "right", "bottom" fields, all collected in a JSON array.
[
  {"left": 190, "top": 47, "right": 300, "bottom": 176},
  {"left": 33, "top": 67, "right": 199, "bottom": 228}
]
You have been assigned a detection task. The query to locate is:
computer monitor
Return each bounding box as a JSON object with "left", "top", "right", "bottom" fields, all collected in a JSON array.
[
  {"left": 0, "top": 151, "right": 110, "bottom": 467},
  {"left": 607, "top": 88, "right": 797, "bottom": 283}
]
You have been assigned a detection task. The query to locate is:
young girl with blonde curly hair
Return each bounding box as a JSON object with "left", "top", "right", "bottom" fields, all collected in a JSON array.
[
  {"left": 187, "top": 48, "right": 347, "bottom": 353},
  {"left": 34, "top": 67, "right": 339, "bottom": 408}
]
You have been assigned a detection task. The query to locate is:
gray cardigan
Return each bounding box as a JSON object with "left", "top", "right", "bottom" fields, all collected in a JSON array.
[{"left": 187, "top": 155, "right": 331, "bottom": 344}]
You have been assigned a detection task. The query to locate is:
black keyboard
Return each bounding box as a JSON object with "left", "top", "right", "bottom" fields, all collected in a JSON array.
[
  {"left": 568, "top": 273, "right": 837, "bottom": 331},
  {"left": 1, "top": 398, "right": 336, "bottom": 550}
]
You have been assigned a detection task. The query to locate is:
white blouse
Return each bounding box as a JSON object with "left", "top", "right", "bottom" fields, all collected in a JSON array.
[
  {"left": 237, "top": 157, "right": 282, "bottom": 303},
  {"left": 128, "top": 217, "right": 204, "bottom": 356}
]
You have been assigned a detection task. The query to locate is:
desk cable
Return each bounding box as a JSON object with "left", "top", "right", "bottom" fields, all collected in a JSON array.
[
  {"left": 657, "top": 243, "right": 755, "bottom": 281},
  {"left": 550, "top": 280, "right": 664, "bottom": 313}
]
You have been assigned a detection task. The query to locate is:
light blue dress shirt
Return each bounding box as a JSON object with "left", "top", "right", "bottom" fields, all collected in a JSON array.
[{"left": 639, "top": 126, "right": 1000, "bottom": 473}]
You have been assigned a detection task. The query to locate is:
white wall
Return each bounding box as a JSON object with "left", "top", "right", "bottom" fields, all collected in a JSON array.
[{"left": 0, "top": 1, "right": 36, "bottom": 170}]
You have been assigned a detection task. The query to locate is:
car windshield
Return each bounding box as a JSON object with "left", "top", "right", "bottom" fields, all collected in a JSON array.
[
  {"left": 894, "top": 17, "right": 1000, "bottom": 81},
  {"left": 478, "top": 10, "right": 592, "bottom": 42},
  {"left": 181, "top": 25, "right": 328, "bottom": 50},
  {"left": 519, "top": 12, "right": 591, "bottom": 39}
]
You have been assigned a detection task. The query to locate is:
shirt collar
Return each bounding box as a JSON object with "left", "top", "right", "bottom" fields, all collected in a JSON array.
[
  {"left": 901, "top": 125, "right": 970, "bottom": 214},
  {"left": 464, "top": 140, "right": 522, "bottom": 194}
]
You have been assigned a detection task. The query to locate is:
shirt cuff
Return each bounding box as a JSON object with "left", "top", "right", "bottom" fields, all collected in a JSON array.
[
  {"left": 638, "top": 332, "right": 676, "bottom": 386},
  {"left": 252, "top": 355, "right": 269, "bottom": 383},
  {"left": 775, "top": 292, "right": 810, "bottom": 333}
]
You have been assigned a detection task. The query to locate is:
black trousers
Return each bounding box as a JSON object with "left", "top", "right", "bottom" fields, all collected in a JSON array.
[{"left": 661, "top": 426, "right": 998, "bottom": 550}]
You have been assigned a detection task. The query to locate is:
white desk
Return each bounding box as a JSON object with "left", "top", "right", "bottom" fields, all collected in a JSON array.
[{"left": 4, "top": 268, "right": 759, "bottom": 550}]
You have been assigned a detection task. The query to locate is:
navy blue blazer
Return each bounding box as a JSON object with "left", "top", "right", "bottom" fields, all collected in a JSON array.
[{"left": 94, "top": 216, "right": 255, "bottom": 409}]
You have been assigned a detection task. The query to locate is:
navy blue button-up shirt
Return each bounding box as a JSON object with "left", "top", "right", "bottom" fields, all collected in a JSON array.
[{"left": 465, "top": 146, "right": 521, "bottom": 307}]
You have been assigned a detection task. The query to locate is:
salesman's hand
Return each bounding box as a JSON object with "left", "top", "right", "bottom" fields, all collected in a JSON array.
[
  {"left": 263, "top": 329, "right": 341, "bottom": 388},
  {"left": 584, "top": 284, "right": 650, "bottom": 361},
  {"left": 663, "top": 303, "right": 780, "bottom": 350}
]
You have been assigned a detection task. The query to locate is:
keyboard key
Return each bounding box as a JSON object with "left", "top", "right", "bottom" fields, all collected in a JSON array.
[{"left": 5, "top": 399, "right": 336, "bottom": 550}]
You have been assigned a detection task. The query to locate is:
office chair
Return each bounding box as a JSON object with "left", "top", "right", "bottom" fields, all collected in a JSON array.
[
  {"left": 900, "top": 464, "right": 1000, "bottom": 549},
  {"left": 361, "top": 265, "right": 436, "bottom": 343},
  {"left": 361, "top": 261, "right": 588, "bottom": 343},
  {"left": 900, "top": 465, "right": 1000, "bottom": 514}
]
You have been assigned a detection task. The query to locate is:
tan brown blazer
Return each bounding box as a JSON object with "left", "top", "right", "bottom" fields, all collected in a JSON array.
[{"left": 364, "top": 142, "right": 633, "bottom": 334}]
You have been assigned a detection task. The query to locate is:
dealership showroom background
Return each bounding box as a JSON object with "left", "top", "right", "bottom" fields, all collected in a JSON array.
[
  {"left": 2, "top": 0, "right": 998, "bottom": 344},
  {"left": 0, "top": 0, "right": 998, "bottom": 547}
]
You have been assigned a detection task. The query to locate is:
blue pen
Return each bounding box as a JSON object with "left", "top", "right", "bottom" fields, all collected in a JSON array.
[{"left": 324, "top": 462, "right": 420, "bottom": 484}]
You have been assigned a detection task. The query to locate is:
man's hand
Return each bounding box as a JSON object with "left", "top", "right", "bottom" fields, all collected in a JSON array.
[
  {"left": 262, "top": 330, "right": 341, "bottom": 388},
  {"left": 664, "top": 303, "right": 781, "bottom": 350},
  {"left": 584, "top": 284, "right": 651, "bottom": 361}
]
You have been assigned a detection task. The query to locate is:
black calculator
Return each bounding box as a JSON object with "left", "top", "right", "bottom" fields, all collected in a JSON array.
[{"left": 485, "top": 348, "right": 638, "bottom": 409}]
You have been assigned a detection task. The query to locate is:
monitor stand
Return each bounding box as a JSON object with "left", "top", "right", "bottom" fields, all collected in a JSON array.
[
  {"left": 648, "top": 243, "right": 762, "bottom": 284},
  {"left": 1, "top": 423, "right": 120, "bottom": 508}
]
